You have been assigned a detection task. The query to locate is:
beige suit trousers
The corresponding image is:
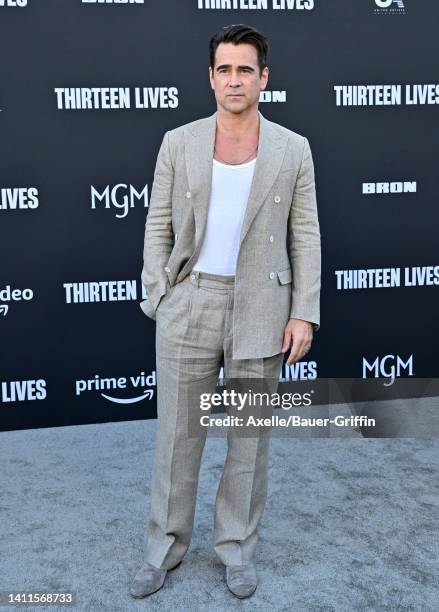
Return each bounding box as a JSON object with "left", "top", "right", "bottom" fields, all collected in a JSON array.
[{"left": 144, "top": 270, "right": 284, "bottom": 569}]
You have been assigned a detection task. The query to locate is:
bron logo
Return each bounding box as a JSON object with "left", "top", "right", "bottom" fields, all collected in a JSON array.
[
  {"left": 91, "top": 183, "right": 149, "bottom": 219},
  {"left": 374, "top": 0, "right": 406, "bottom": 15},
  {"left": 260, "top": 90, "right": 287, "bottom": 103},
  {"left": 362, "top": 181, "right": 417, "bottom": 194}
]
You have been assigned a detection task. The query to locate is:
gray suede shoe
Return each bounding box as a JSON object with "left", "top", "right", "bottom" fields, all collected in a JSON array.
[
  {"left": 130, "top": 560, "right": 181, "bottom": 598},
  {"left": 226, "top": 563, "right": 258, "bottom": 598}
]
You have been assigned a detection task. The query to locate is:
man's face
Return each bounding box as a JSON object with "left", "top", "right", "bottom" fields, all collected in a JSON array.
[{"left": 209, "top": 42, "right": 269, "bottom": 115}]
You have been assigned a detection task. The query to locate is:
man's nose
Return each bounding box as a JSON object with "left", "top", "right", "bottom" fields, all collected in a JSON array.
[{"left": 228, "top": 72, "right": 241, "bottom": 86}]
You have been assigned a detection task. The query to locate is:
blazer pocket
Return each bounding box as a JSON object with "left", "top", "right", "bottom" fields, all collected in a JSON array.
[{"left": 277, "top": 268, "right": 293, "bottom": 285}]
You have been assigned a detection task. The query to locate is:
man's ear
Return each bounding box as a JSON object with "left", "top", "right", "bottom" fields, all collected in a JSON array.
[{"left": 260, "top": 66, "right": 269, "bottom": 91}]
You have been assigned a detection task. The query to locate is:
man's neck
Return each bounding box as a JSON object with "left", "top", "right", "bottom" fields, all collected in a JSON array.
[{"left": 215, "top": 107, "right": 260, "bottom": 141}]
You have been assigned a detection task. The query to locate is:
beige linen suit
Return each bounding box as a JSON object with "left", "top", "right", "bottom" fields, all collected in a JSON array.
[
  {"left": 140, "top": 110, "right": 321, "bottom": 359},
  {"left": 139, "top": 110, "right": 321, "bottom": 569}
]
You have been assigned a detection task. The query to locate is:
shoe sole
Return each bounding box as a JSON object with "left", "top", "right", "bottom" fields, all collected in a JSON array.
[{"left": 226, "top": 583, "right": 258, "bottom": 599}]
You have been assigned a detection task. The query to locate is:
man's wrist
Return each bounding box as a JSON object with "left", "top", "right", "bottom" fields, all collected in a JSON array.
[{"left": 289, "top": 318, "right": 319, "bottom": 332}]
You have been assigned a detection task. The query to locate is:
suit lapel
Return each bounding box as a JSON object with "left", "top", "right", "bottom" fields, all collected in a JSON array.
[
  {"left": 184, "top": 111, "right": 217, "bottom": 244},
  {"left": 238, "top": 111, "right": 287, "bottom": 250},
  {"left": 181, "top": 109, "right": 288, "bottom": 277}
]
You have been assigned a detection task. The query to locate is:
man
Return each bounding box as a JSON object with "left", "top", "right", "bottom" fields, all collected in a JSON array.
[{"left": 131, "top": 24, "right": 321, "bottom": 599}]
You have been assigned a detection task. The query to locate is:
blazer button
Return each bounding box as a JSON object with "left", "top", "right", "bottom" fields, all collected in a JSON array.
[
  {"left": 164, "top": 266, "right": 170, "bottom": 273},
  {"left": 186, "top": 191, "right": 191, "bottom": 199},
  {"left": 269, "top": 235, "right": 274, "bottom": 243},
  {"left": 274, "top": 195, "right": 281, "bottom": 203},
  {"left": 269, "top": 272, "right": 275, "bottom": 279}
]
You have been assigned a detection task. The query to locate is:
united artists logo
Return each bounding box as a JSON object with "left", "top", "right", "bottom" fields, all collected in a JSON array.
[{"left": 373, "top": 0, "right": 406, "bottom": 15}]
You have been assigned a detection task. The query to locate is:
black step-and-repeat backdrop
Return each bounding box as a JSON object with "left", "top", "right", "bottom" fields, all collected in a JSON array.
[{"left": 1, "top": 0, "right": 437, "bottom": 431}]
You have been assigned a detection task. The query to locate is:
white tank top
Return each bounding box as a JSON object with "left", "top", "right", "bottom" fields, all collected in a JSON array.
[{"left": 193, "top": 157, "right": 256, "bottom": 276}]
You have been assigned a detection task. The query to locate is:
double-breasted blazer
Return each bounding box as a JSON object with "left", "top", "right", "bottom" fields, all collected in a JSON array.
[{"left": 140, "top": 109, "right": 321, "bottom": 360}]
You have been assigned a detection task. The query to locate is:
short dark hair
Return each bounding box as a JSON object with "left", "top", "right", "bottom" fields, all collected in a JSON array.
[{"left": 209, "top": 24, "right": 269, "bottom": 76}]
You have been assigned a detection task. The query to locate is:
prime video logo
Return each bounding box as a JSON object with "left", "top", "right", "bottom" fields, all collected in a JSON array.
[
  {"left": 75, "top": 371, "right": 155, "bottom": 402},
  {"left": 374, "top": 0, "right": 406, "bottom": 14}
]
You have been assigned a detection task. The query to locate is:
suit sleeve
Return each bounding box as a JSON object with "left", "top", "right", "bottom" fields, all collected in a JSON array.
[
  {"left": 140, "top": 130, "right": 174, "bottom": 311},
  {"left": 287, "top": 136, "right": 321, "bottom": 331}
]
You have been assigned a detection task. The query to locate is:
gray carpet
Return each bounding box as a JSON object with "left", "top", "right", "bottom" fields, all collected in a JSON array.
[{"left": 1, "top": 413, "right": 438, "bottom": 611}]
